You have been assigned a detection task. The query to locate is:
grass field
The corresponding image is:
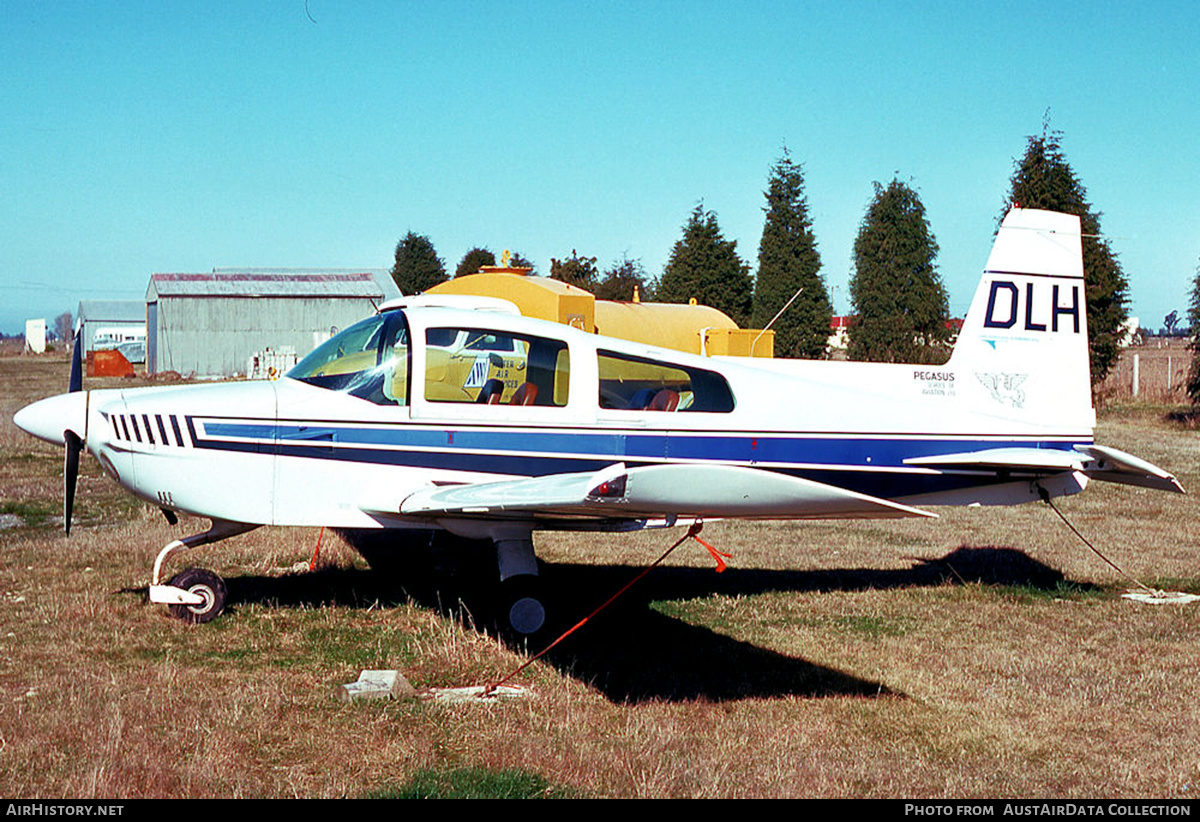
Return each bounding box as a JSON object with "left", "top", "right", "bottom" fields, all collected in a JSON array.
[{"left": 1, "top": 353, "right": 1198, "bottom": 798}]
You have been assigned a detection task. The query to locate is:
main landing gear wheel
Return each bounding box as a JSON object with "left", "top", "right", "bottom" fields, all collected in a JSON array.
[
  {"left": 166, "top": 568, "right": 227, "bottom": 624},
  {"left": 500, "top": 575, "right": 546, "bottom": 636}
]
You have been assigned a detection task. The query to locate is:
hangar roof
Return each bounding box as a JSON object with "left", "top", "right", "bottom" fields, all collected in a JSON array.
[
  {"left": 147, "top": 270, "right": 395, "bottom": 300},
  {"left": 76, "top": 300, "right": 145, "bottom": 323}
]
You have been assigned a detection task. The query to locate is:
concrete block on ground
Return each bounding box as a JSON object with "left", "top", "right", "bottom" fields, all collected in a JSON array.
[{"left": 338, "top": 669, "right": 417, "bottom": 702}]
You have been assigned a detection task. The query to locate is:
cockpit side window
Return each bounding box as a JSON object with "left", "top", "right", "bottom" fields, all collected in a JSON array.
[
  {"left": 597, "top": 349, "right": 734, "bottom": 412},
  {"left": 424, "top": 327, "right": 569, "bottom": 406},
  {"left": 288, "top": 313, "right": 410, "bottom": 406}
]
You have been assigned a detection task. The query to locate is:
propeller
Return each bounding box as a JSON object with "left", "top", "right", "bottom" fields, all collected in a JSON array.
[
  {"left": 64, "top": 430, "right": 81, "bottom": 535},
  {"left": 63, "top": 329, "right": 83, "bottom": 534},
  {"left": 68, "top": 327, "right": 82, "bottom": 393}
]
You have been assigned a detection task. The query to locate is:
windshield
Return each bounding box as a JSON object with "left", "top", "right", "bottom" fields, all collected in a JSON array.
[{"left": 288, "top": 312, "right": 409, "bottom": 405}]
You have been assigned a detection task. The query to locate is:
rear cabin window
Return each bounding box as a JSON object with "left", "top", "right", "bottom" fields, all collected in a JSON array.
[
  {"left": 424, "top": 327, "right": 570, "bottom": 406},
  {"left": 597, "top": 350, "right": 735, "bottom": 412}
]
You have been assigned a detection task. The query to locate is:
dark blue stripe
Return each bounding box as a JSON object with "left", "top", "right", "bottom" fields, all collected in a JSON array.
[
  {"left": 195, "top": 420, "right": 1086, "bottom": 470},
  {"left": 189, "top": 417, "right": 1086, "bottom": 503},
  {"left": 218, "top": 439, "right": 1018, "bottom": 499}
]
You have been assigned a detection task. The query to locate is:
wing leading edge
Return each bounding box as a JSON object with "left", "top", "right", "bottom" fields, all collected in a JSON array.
[{"left": 392, "top": 463, "right": 937, "bottom": 523}]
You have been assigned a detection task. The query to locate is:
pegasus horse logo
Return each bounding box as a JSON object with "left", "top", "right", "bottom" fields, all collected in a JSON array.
[{"left": 976, "top": 372, "right": 1028, "bottom": 408}]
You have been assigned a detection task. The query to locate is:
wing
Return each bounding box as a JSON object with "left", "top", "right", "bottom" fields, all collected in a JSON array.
[
  {"left": 904, "top": 445, "right": 1184, "bottom": 494},
  {"left": 386, "top": 463, "right": 937, "bottom": 525}
]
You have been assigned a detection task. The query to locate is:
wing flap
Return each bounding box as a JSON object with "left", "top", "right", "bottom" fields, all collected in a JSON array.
[{"left": 397, "top": 463, "right": 937, "bottom": 521}]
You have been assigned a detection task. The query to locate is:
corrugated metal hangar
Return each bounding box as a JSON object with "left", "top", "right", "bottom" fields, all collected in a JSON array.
[
  {"left": 76, "top": 300, "right": 146, "bottom": 361},
  {"left": 146, "top": 269, "right": 399, "bottom": 377}
]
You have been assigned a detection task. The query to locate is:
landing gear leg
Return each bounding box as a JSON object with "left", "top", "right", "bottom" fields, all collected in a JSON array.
[
  {"left": 495, "top": 537, "right": 546, "bottom": 636},
  {"left": 148, "top": 519, "right": 258, "bottom": 622}
]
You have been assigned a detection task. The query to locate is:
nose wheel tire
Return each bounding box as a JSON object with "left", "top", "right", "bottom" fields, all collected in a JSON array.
[{"left": 166, "top": 568, "right": 227, "bottom": 624}]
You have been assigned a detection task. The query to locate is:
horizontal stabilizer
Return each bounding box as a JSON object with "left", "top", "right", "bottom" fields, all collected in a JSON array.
[
  {"left": 1075, "top": 444, "right": 1185, "bottom": 494},
  {"left": 904, "top": 448, "right": 1084, "bottom": 472},
  {"left": 397, "top": 463, "right": 937, "bottom": 522},
  {"left": 905, "top": 445, "right": 1184, "bottom": 494}
]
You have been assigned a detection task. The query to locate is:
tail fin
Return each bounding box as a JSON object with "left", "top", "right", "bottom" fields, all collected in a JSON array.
[{"left": 948, "top": 208, "right": 1094, "bottom": 432}]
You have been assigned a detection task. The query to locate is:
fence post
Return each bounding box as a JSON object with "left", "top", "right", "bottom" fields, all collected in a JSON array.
[{"left": 1132, "top": 353, "right": 1139, "bottom": 398}]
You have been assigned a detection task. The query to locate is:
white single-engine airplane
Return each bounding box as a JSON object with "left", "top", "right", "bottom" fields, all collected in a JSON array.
[{"left": 14, "top": 209, "right": 1184, "bottom": 634}]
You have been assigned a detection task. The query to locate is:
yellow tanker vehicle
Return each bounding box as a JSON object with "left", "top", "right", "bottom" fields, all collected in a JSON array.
[{"left": 424, "top": 264, "right": 774, "bottom": 358}]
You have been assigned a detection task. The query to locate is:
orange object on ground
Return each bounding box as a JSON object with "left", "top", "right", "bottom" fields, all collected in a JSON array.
[{"left": 87, "top": 349, "right": 135, "bottom": 377}]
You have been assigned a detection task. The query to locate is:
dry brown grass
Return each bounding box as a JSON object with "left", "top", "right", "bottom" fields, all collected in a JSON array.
[{"left": 1, "top": 352, "right": 1198, "bottom": 798}]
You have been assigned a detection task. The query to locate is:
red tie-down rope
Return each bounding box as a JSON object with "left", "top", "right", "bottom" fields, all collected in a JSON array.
[
  {"left": 483, "top": 520, "right": 728, "bottom": 696},
  {"left": 309, "top": 526, "right": 325, "bottom": 571},
  {"left": 691, "top": 530, "right": 732, "bottom": 573}
]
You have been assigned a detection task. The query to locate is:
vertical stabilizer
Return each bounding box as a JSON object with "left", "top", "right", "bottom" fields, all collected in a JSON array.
[{"left": 949, "top": 209, "right": 1094, "bottom": 432}]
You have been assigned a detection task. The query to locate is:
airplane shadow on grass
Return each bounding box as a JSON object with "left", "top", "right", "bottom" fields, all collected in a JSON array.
[{"left": 181, "top": 542, "right": 1083, "bottom": 705}]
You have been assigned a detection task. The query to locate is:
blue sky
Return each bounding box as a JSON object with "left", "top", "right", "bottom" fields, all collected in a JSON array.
[{"left": 3, "top": 1, "right": 1197, "bottom": 335}]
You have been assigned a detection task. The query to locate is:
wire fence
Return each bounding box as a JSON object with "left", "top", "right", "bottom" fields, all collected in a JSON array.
[{"left": 1096, "top": 340, "right": 1191, "bottom": 403}]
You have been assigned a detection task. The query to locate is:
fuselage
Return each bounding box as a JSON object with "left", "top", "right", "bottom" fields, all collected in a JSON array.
[{"left": 21, "top": 303, "right": 1094, "bottom": 531}]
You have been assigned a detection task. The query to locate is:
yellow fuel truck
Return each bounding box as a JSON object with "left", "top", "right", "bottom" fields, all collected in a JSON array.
[{"left": 424, "top": 265, "right": 774, "bottom": 358}]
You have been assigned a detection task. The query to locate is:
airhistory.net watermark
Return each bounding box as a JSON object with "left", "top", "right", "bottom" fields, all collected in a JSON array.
[{"left": 5, "top": 806, "right": 124, "bottom": 817}]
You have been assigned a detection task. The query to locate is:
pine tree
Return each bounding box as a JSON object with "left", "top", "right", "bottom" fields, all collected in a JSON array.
[
  {"left": 848, "top": 179, "right": 949, "bottom": 363},
  {"left": 658, "top": 204, "right": 752, "bottom": 326},
  {"left": 1002, "top": 125, "right": 1130, "bottom": 384},
  {"left": 1186, "top": 259, "right": 1200, "bottom": 404},
  {"left": 455, "top": 247, "right": 496, "bottom": 278},
  {"left": 549, "top": 250, "right": 599, "bottom": 291},
  {"left": 389, "top": 232, "right": 446, "bottom": 294},
  {"left": 594, "top": 256, "right": 650, "bottom": 302},
  {"left": 752, "top": 151, "right": 832, "bottom": 358}
]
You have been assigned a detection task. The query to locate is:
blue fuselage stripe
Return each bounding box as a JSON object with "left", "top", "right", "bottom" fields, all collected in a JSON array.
[{"left": 192, "top": 419, "right": 1088, "bottom": 500}]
